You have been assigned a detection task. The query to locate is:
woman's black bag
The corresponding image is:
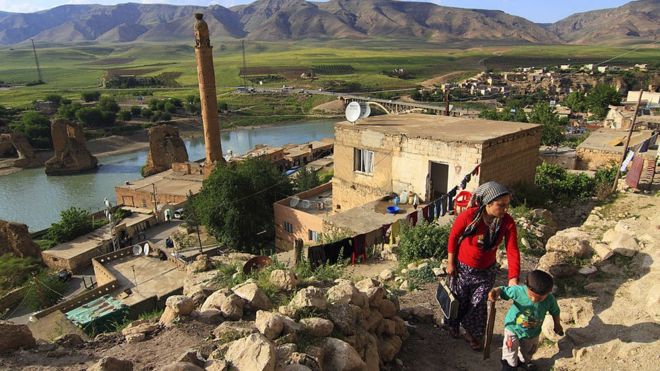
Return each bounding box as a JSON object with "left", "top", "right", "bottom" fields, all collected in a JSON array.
[{"left": 436, "top": 277, "right": 458, "bottom": 320}]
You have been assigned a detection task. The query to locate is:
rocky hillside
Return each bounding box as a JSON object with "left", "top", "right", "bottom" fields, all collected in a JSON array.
[
  {"left": 548, "top": 0, "right": 660, "bottom": 44},
  {"left": 0, "top": 0, "right": 657, "bottom": 45}
]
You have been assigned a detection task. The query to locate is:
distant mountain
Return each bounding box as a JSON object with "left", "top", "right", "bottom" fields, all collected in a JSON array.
[
  {"left": 548, "top": 0, "right": 659, "bottom": 44},
  {"left": 0, "top": 0, "right": 657, "bottom": 45}
]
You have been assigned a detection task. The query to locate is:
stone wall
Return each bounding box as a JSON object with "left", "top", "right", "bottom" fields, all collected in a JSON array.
[
  {"left": 0, "top": 220, "right": 42, "bottom": 259},
  {"left": 479, "top": 128, "right": 542, "bottom": 187},
  {"left": 575, "top": 147, "right": 621, "bottom": 170},
  {"left": 142, "top": 125, "right": 189, "bottom": 176}
]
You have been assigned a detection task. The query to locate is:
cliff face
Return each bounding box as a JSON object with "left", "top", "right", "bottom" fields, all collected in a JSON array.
[
  {"left": 142, "top": 125, "right": 189, "bottom": 177},
  {"left": 0, "top": 133, "right": 41, "bottom": 169},
  {"left": 0, "top": 220, "right": 42, "bottom": 259},
  {"left": 44, "top": 119, "right": 98, "bottom": 176}
]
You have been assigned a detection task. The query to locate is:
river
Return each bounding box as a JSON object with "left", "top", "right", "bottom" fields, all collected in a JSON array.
[{"left": 0, "top": 119, "right": 337, "bottom": 231}]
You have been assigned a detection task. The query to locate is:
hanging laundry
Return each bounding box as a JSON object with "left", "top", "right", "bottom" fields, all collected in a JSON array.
[
  {"left": 428, "top": 202, "right": 435, "bottom": 221},
  {"left": 339, "top": 238, "right": 353, "bottom": 260},
  {"left": 422, "top": 204, "right": 431, "bottom": 222},
  {"left": 390, "top": 220, "right": 401, "bottom": 246},
  {"left": 447, "top": 187, "right": 457, "bottom": 214},
  {"left": 308, "top": 245, "right": 327, "bottom": 268},
  {"left": 472, "top": 165, "right": 480, "bottom": 176},
  {"left": 639, "top": 138, "right": 650, "bottom": 153},
  {"left": 625, "top": 156, "right": 644, "bottom": 189},
  {"left": 620, "top": 150, "right": 635, "bottom": 172},
  {"left": 380, "top": 224, "right": 392, "bottom": 246},
  {"left": 461, "top": 173, "right": 472, "bottom": 189},
  {"left": 407, "top": 210, "right": 418, "bottom": 226},
  {"left": 352, "top": 234, "right": 367, "bottom": 264}
]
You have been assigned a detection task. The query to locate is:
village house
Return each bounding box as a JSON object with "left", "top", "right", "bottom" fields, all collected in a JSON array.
[{"left": 575, "top": 128, "right": 655, "bottom": 170}]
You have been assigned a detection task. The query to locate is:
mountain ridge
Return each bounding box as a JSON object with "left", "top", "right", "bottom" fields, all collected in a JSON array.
[{"left": 0, "top": 0, "right": 657, "bottom": 45}]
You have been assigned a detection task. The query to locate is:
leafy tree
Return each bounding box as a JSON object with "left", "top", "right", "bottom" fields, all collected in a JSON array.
[
  {"left": 46, "top": 207, "right": 94, "bottom": 243},
  {"left": 564, "top": 91, "right": 587, "bottom": 112},
  {"left": 44, "top": 94, "right": 70, "bottom": 107},
  {"left": 164, "top": 101, "right": 177, "bottom": 113},
  {"left": 528, "top": 102, "right": 565, "bottom": 146},
  {"left": 141, "top": 108, "right": 154, "bottom": 119},
  {"left": 118, "top": 110, "right": 132, "bottom": 121},
  {"left": 57, "top": 102, "right": 83, "bottom": 121},
  {"left": 130, "top": 106, "right": 142, "bottom": 117},
  {"left": 98, "top": 96, "right": 120, "bottom": 113},
  {"left": 185, "top": 95, "right": 201, "bottom": 115},
  {"left": 586, "top": 84, "right": 621, "bottom": 120},
  {"left": 75, "top": 107, "right": 103, "bottom": 127},
  {"left": 293, "top": 167, "right": 320, "bottom": 192},
  {"left": 193, "top": 158, "right": 293, "bottom": 253},
  {"left": 81, "top": 91, "right": 101, "bottom": 102},
  {"left": 10, "top": 111, "right": 52, "bottom": 149}
]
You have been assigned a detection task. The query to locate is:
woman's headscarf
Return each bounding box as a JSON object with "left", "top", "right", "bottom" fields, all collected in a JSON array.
[{"left": 459, "top": 181, "right": 511, "bottom": 250}]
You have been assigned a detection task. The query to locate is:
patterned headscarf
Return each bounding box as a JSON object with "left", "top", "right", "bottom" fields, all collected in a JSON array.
[{"left": 459, "top": 181, "right": 510, "bottom": 250}]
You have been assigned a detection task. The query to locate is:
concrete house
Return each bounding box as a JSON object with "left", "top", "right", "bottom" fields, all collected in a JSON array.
[{"left": 331, "top": 114, "right": 542, "bottom": 212}]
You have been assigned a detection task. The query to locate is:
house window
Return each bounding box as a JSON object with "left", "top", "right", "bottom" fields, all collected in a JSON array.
[
  {"left": 308, "top": 230, "right": 319, "bottom": 242},
  {"left": 354, "top": 148, "right": 374, "bottom": 174},
  {"left": 283, "top": 221, "right": 294, "bottom": 233}
]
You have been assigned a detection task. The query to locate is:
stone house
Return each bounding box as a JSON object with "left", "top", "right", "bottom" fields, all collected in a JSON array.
[
  {"left": 575, "top": 128, "right": 655, "bottom": 170},
  {"left": 273, "top": 182, "right": 332, "bottom": 250},
  {"left": 331, "top": 114, "right": 542, "bottom": 212}
]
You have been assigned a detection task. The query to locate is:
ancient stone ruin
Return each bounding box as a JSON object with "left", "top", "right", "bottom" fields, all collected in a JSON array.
[
  {"left": 44, "top": 119, "right": 98, "bottom": 175},
  {"left": 0, "top": 220, "right": 42, "bottom": 259},
  {"left": 142, "top": 125, "right": 189, "bottom": 177},
  {"left": 0, "top": 132, "right": 41, "bottom": 168}
]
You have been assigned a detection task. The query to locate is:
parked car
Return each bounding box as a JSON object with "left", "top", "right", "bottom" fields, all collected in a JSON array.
[{"left": 173, "top": 208, "right": 185, "bottom": 219}]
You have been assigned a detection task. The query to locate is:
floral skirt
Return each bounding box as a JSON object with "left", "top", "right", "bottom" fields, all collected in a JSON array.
[{"left": 446, "top": 261, "right": 497, "bottom": 339}]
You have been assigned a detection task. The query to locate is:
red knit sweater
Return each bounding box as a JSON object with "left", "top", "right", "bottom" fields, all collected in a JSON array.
[{"left": 447, "top": 207, "right": 520, "bottom": 279}]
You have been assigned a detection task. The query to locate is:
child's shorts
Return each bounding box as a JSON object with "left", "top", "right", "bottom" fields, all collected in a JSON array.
[{"left": 502, "top": 329, "right": 539, "bottom": 367}]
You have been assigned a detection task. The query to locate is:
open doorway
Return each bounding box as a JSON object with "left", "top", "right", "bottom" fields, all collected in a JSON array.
[{"left": 428, "top": 161, "right": 449, "bottom": 200}]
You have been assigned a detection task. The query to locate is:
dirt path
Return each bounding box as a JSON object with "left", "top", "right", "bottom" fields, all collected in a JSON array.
[
  {"left": 394, "top": 191, "right": 660, "bottom": 371},
  {"left": 420, "top": 71, "right": 470, "bottom": 89}
]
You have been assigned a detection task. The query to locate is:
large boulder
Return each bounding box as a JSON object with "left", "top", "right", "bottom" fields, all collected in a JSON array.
[
  {"left": 537, "top": 252, "right": 578, "bottom": 278},
  {"left": 159, "top": 362, "right": 204, "bottom": 371},
  {"left": 322, "top": 338, "right": 366, "bottom": 371},
  {"left": 378, "top": 335, "right": 403, "bottom": 363},
  {"left": 166, "top": 295, "right": 194, "bottom": 316},
  {"left": 121, "top": 320, "right": 158, "bottom": 337},
  {"left": 213, "top": 321, "right": 258, "bottom": 341},
  {"left": 88, "top": 356, "right": 133, "bottom": 371},
  {"left": 255, "top": 310, "right": 285, "bottom": 340},
  {"left": 544, "top": 228, "right": 592, "bottom": 258},
  {"left": 300, "top": 318, "right": 334, "bottom": 337},
  {"left": 45, "top": 119, "right": 98, "bottom": 175},
  {"left": 604, "top": 230, "right": 640, "bottom": 257},
  {"left": 0, "top": 321, "right": 35, "bottom": 353},
  {"left": 289, "top": 287, "right": 327, "bottom": 312},
  {"left": 327, "top": 303, "right": 363, "bottom": 336},
  {"left": 0, "top": 220, "right": 42, "bottom": 259},
  {"left": 326, "top": 281, "right": 359, "bottom": 305},
  {"left": 201, "top": 289, "right": 244, "bottom": 320},
  {"left": 270, "top": 269, "right": 298, "bottom": 291},
  {"left": 355, "top": 278, "right": 385, "bottom": 307},
  {"left": 232, "top": 282, "right": 272, "bottom": 310},
  {"left": 224, "top": 333, "right": 276, "bottom": 371},
  {"left": 143, "top": 125, "right": 189, "bottom": 176}
]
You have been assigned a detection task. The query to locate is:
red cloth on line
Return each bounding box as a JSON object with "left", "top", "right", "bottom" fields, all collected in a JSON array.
[{"left": 447, "top": 207, "right": 520, "bottom": 279}]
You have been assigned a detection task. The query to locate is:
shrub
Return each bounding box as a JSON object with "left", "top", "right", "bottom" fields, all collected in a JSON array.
[
  {"left": 534, "top": 163, "right": 594, "bottom": 205},
  {"left": 398, "top": 221, "right": 450, "bottom": 264},
  {"left": 118, "top": 110, "right": 132, "bottom": 121},
  {"left": 0, "top": 254, "right": 39, "bottom": 294},
  {"left": 81, "top": 91, "right": 101, "bottom": 102},
  {"left": 130, "top": 106, "right": 142, "bottom": 117},
  {"left": 46, "top": 207, "right": 94, "bottom": 243},
  {"left": 24, "top": 272, "right": 67, "bottom": 310},
  {"left": 9, "top": 111, "right": 52, "bottom": 149}
]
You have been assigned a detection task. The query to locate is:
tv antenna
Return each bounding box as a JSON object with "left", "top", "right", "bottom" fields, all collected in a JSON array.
[
  {"left": 241, "top": 40, "right": 248, "bottom": 88},
  {"left": 30, "top": 39, "right": 43, "bottom": 84}
]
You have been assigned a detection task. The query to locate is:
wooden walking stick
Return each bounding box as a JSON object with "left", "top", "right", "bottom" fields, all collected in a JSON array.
[{"left": 483, "top": 300, "right": 496, "bottom": 360}]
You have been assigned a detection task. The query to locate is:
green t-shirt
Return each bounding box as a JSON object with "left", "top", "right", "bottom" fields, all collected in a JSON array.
[{"left": 500, "top": 285, "right": 560, "bottom": 339}]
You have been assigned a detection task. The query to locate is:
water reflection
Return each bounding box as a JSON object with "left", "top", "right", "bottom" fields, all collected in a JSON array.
[{"left": 0, "top": 119, "right": 336, "bottom": 231}]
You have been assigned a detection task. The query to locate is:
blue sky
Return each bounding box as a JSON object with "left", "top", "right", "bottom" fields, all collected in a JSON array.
[{"left": 0, "top": 0, "right": 632, "bottom": 23}]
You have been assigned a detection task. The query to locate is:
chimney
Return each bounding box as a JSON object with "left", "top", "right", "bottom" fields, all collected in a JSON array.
[{"left": 194, "top": 13, "right": 224, "bottom": 176}]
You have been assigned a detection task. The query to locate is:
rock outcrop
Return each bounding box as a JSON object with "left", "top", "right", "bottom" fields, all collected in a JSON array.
[
  {"left": 0, "top": 321, "right": 36, "bottom": 353},
  {"left": 0, "top": 132, "right": 41, "bottom": 168},
  {"left": 45, "top": 119, "right": 97, "bottom": 175},
  {"left": 142, "top": 125, "right": 188, "bottom": 176},
  {"left": 0, "top": 220, "right": 42, "bottom": 259}
]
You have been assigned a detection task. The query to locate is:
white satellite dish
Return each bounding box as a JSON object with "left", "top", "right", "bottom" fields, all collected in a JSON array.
[
  {"left": 345, "top": 102, "right": 362, "bottom": 123},
  {"left": 300, "top": 200, "right": 311, "bottom": 209},
  {"left": 360, "top": 103, "right": 371, "bottom": 119},
  {"left": 132, "top": 245, "right": 142, "bottom": 256},
  {"left": 289, "top": 197, "right": 300, "bottom": 208},
  {"left": 143, "top": 242, "right": 150, "bottom": 256}
]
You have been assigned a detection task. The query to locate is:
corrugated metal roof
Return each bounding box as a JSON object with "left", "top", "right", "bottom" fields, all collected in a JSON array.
[{"left": 65, "top": 295, "right": 126, "bottom": 326}]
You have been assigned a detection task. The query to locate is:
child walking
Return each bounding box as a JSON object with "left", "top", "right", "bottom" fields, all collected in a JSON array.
[{"left": 488, "top": 270, "right": 564, "bottom": 370}]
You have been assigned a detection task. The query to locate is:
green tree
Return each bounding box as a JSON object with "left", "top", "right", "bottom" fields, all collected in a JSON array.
[
  {"left": 185, "top": 95, "right": 201, "bottom": 115},
  {"left": 193, "top": 159, "right": 293, "bottom": 253},
  {"left": 141, "top": 108, "right": 154, "bottom": 119},
  {"left": 130, "top": 106, "right": 142, "bottom": 117},
  {"left": 57, "top": 102, "right": 83, "bottom": 121},
  {"left": 528, "top": 102, "right": 565, "bottom": 146},
  {"left": 118, "top": 110, "right": 132, "bottom": 121},
  {"left": 46, "top": 207, "right": 94, "bottom": 243},
  {"left": 44, "top": 94, "right": 70, "bottom": 107},
  {"left": 81, "top": 91, "right": 101, "bottom": 102},
  {"left": 586, "top": 84, "right": 621, "bottom": 120},
  {"left": 293, "top": 167, "right": 320, "bottom": 192},
  {"left": 98, "top": 96, "right": 120, "bottom": 113},
  {"left": 10, "top": 111, "right": 52, "bottom": 149},
  {"left": 163, "top": 101, "right": 177, "bottom": 113},
  {"left": 75, "top": 107, "right": 103, "bottom": 127},
  {"left": 564, "top": 91, "right": 587, "bottom": 112}
]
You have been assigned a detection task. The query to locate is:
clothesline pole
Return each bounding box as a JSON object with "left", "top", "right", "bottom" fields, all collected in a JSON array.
[{"left": 612, "top": 91, "right": 644, "bottom": 193}]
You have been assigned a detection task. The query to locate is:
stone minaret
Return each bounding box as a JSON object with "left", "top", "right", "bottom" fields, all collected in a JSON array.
[{"left": 194, "top": 13, "right": 224, "bottom": 174}]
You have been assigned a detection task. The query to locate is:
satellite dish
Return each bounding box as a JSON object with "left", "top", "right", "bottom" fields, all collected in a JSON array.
[
  {"left": 143, "top": 242, "right": 150, "bottom": 256},
  {"left": 345, "top": 102, "right": 362, "bottom": 123},
  {"left": 289, "top": 197, "right": 300, "bottom": 208},
  {"left": 301, "top": 200, "right": 311, "bottom": 209},
  {"left": 360, "top": 103, "right": 371, "bottom": 119},
  {"left": 132, "top": 245, "right": 142, "bottom": 256}
]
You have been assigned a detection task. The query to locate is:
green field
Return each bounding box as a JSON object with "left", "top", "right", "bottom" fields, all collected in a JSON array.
[{"left": 0, "top": 40, "right": 658, "bottom": 107}]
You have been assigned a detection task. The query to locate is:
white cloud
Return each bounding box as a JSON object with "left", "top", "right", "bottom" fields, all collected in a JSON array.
[{"left": 0, "top": 1, "right": 43, "bottom": 13}]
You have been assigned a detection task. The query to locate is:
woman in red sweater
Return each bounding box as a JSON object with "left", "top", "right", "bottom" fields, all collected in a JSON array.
[{"left": 445, "top": 181, "right": 520, "bottom": 350}]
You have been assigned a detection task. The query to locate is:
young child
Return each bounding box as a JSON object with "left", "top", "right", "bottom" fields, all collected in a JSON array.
[{"left": 488, "top": 270, "right": 563, "bottom": 371}]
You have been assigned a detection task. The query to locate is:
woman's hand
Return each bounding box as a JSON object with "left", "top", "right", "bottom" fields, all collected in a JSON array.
[
  {"left": 446, "top": 260, "right": 456, "bottom": 276},
  {"left": 487, "top": 288, "right": 500, "bottom": 302},
  {"left": 508, "top": 277, "right": 519, "bottom": 286}
]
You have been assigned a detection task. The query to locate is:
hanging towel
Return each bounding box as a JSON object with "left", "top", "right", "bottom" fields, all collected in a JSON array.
[
  {"left": 339, "top": 238, "right": 354, "bottom": 260},
  {"left": 422, "top": 204, "right": 431, "bottom": 222},
  {"left": 428, "top": 202, "right": 435, "bottom": 221},
  {"left": 472, "top": 165, "right": 480, "bottom": 176},
  {"left": 639, "top": 138, "right": 650, "bottom": 153},
  {"left": 407, "top": 210, "right": 418, "bottom": 226},
  {"left": 447, "top": 187, "right": 457, "bottom": 214},
  {"left": 353, "top": 234, "right": 366, "bottom": 256},
  {"left": 390, "top": 220, "right": 401, "bottom": 245},
  {"left": 308, "top": 245, "right": 327, "bottom": 268}
]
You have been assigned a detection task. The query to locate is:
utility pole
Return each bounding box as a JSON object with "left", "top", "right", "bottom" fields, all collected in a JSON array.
[
  {"left": 444, "top": 89, "right": 450, "bottom": 116},
  {"left": 187, "top": 190, "right": 203, "bottom": 253},
  {"left": 241, "top": 40, "right": 248, "bottom": 89},
  {"left": 30, "top": 39, "right": 43, "bottom": 83},
  {"left": 151, "top": 183, "right": 158, "bottom": 221},
  {"left": 611, "top": 90, "right": 644, "bottom": 193}
]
